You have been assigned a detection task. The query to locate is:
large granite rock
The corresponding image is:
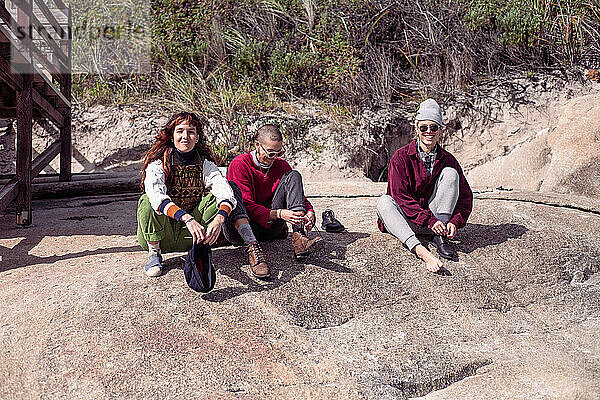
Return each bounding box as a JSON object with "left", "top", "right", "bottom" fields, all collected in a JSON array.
[
  {"left": 542, "top": 94, "right": 600, "bottom": 195},
  {"left": 1, "top": 184, "right": 599, "bottom": 399},
  {"left": 467, "top": 92, "right": 600, "bottom": 197}
]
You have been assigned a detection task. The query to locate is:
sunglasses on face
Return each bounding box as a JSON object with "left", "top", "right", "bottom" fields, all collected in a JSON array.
[
  {"left": 258, "top": 142, "right": 285, "bottom": 158},
  {"left": 418, "top": 124, "right": 440, "bottom": 133}
]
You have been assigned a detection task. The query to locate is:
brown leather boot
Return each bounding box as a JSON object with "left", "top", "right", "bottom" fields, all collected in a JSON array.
[
  {"left": 248, "top": 241, "right": 269, "bottom": 278},
  {"left": 291, "top": 231, "right": 322, "bottom": 260}
]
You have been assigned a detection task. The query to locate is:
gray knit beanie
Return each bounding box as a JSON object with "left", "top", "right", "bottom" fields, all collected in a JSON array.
[{"left": 415, "top": 98, "right": 443, "bottom": 127}]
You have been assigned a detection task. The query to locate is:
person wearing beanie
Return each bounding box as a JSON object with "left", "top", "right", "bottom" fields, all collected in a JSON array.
[{"left": 376, "top": 98, "right": 473, "bottom": 273}]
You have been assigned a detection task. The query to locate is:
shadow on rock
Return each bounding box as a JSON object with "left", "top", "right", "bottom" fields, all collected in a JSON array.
[
  {"left": 0, "top": 201, "right": 139, "bottom": 273},
  {"left": 454, "top": 223, "right": 528, "bottom": 254},
  {"left": 198, "top": 231, "right": 369, "bottom": 303},
  {"left": 305, "top": 230, "right": 370, "bottom": 273}
]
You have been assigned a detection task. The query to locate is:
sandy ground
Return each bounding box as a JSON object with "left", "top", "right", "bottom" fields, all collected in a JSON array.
[{"left": 1, "top": 181, "right": 599, "bottom": 399}]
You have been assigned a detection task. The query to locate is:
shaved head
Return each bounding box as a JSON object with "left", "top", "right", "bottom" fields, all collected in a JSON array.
[{"left": 256, "top": 124, "right": 283, "bottom": 143}]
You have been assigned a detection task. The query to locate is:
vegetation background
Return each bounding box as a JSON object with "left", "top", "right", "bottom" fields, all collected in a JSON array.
[{"left": 71, "top": 0, "right": 600, "bottom": 162}]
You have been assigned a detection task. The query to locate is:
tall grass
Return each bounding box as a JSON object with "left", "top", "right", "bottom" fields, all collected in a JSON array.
[
  {"left": 74, "top": 0, "right": 600, "bottom": 108},
  {"left": 159, "top": 65, "right": 258, "bottom": 165}
]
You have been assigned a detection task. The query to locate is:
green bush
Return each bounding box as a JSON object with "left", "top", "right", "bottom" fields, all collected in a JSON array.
[
  {"left": 463, "top": 0, "right": 599, "bottom": 62},
  {"left": 231, "top": 38, "right": 269, "bottom": 80},
  {"left": 317, "top": 32, "right": 361, "bottom": 94},
  {"left": 464, "top": 0, "right": 545, "bottom": 46},
  {"left": 150, "top": 0, "right": 213, "bottom": 66},
  {"left": 269, "top": 41, "right": 319, "bottom": 95}
]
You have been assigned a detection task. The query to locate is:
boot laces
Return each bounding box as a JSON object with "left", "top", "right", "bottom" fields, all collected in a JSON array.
[{"left": 249, "top": 242, "right": 265, "bottom": 263}]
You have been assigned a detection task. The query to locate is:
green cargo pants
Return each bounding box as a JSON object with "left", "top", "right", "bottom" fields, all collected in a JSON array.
[{"left": 137, "top": 193, "right": 218, "bottom": 253}]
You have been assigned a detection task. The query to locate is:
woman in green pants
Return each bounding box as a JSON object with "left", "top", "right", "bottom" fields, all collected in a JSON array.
[{"left": 137, "top": 112, "right": 269, "bottom": 278}]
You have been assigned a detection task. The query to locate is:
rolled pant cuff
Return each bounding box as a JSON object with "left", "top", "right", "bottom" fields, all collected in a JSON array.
[
  {"left": 405, "top": 235, "right": 421, "bottom": 252},
  {"left": 437, "top": 213, "right": 452, "bottom": 225}
]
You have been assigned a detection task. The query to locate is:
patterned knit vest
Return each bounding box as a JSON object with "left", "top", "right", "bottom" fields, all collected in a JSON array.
[{"left": 167, "top": 150, "right": 206, "bottom": 213}]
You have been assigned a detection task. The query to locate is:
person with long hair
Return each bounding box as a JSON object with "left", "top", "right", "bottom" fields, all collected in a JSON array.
[
  {"left": 137, "top": 112, "right": 269, "bottom": 278},
  {"left": 376, "top": 99, "right": 473, "bottom": 273}
]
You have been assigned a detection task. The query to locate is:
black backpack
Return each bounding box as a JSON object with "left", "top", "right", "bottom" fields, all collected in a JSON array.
[{"left": 184, "top": 242, "right": 216, "bottom": 293}]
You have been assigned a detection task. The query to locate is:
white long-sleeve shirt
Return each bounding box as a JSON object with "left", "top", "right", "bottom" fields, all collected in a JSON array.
[{"left": 144, "top": 159, "right": 236, "bottom": 216}]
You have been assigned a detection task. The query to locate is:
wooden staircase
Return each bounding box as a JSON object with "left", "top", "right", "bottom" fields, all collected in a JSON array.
[{"left": 0, "top": 0, "right": 71, "bottom": 225}]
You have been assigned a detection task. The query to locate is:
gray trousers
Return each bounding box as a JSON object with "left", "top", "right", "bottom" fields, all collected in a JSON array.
[
  {"left": 227, "top": 170, "right": 306, "bottom": 243},
  {"left": 377, "top": 167, "right": 459, "bottom": 251}
]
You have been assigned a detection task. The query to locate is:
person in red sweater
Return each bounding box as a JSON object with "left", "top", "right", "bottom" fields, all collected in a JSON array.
[
  {"left": 376, "top": 99, "right": 473, "bottom": 273},
  {"left": 227, "top": 124, "right": 321, "bottom": 271}
]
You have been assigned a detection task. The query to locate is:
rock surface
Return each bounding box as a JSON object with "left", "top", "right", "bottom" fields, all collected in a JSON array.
[
  {"left": 467, "top": 91, "right": 600, "bottom": 197},
  {"left": 1, "top": 182, "right": 599, "bottom": 399}
]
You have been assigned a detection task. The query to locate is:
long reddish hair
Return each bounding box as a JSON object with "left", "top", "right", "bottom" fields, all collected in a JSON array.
[{"left": 140, "top": 112, "right": 215, "bottom": 190}]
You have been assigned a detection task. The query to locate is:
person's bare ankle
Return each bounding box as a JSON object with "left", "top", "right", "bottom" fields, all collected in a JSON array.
[
  {"left": 424, "top": 256, "right": 442, "bottom": 273},
  {"left": 413, "top": 244, "right": 442, "bottom": 273}
]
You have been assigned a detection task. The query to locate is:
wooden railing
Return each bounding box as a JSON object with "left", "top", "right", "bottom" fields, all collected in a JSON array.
[{"left": 0, "top": 0, "right": 71, "bottom": 225}]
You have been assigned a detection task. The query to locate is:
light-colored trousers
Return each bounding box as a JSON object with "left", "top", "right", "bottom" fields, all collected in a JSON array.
[{"left": 377, "top": 167, "right": 459, "bottom": 251}]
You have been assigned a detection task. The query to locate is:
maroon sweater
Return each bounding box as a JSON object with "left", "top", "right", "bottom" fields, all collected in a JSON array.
[
  {"left": 227, "top": 152, "right": 313, "bottom": 228},
  {"left": 379, "top": 140, "right": 473, "bottom": 231}
]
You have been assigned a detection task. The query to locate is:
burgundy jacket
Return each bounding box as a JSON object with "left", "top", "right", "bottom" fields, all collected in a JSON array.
[{"left": 378, "top": 140, "right": 473, "bottom": 231}]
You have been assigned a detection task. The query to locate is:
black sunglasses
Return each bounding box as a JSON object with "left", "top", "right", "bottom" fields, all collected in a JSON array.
[
  {"left": 419, "top": 124, "right": 440, "bottom": 133},
  {"left": 258, "top": 142, "right": 285, "bottom": 158}
]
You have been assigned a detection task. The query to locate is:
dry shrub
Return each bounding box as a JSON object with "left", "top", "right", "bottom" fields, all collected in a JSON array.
[{"left": 76, "top": 0, "right": 599, "bottom": 109}]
